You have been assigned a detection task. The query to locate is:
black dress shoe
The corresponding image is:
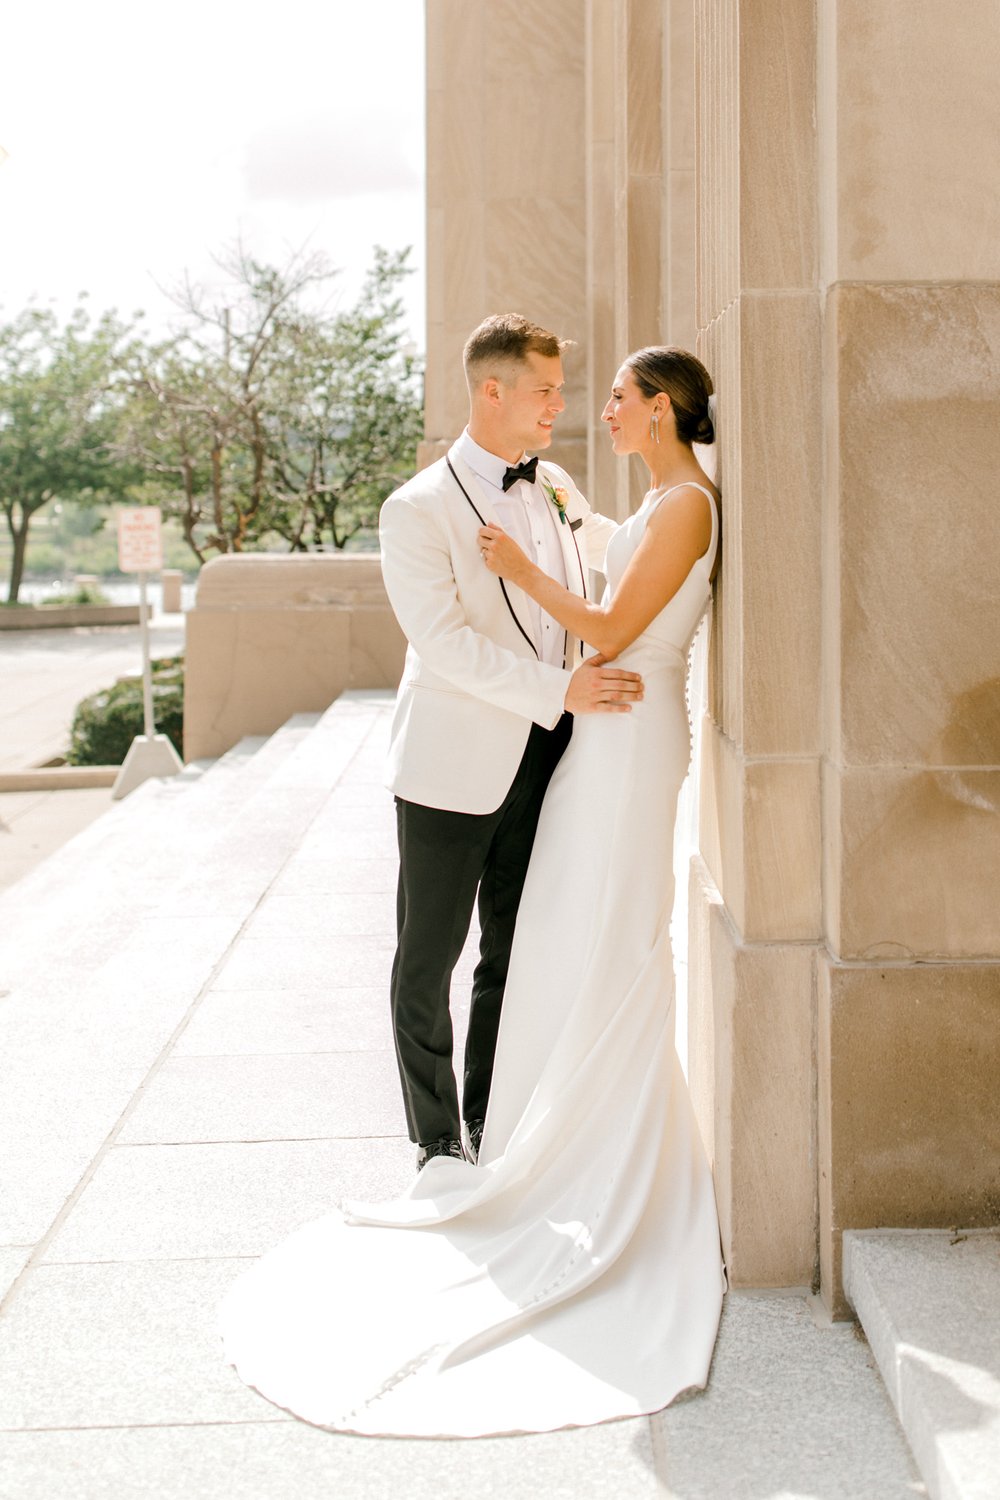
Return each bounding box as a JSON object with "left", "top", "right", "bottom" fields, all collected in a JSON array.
[
  {"left": 465, "top": 1119, "right": 484, "bottom": 1164},
  {"left": 415, "top": 1137, "right": 464, "bottom": 1171}
]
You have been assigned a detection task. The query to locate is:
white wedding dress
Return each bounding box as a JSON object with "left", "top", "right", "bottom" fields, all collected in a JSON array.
[{"left": 220, "top": 483, "right": 725, "bottom": 1437}]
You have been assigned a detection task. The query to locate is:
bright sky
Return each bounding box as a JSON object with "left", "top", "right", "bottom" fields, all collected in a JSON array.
[{"left": 0, "top": 0, "right": 426, "bottom": 343}]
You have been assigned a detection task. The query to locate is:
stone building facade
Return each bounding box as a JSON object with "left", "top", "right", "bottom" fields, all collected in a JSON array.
[{"left": 424, "top": 0, "right": 1000, "bottom": 1314}]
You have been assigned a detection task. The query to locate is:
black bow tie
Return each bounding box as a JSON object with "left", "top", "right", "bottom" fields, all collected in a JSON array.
[{"left": 501, "top": 457, "right": 539, "bottom": 492}]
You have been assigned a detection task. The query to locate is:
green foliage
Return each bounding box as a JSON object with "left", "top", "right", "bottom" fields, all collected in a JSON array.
[
  {"left": 3, "top": 504, "right": 198, "bottom": 581},
  {"left": 68, "top": 656, "right": 184, "bottom": 766},
  {"left": 38, "top": 584, "right": 111, "bottom": 607},
  {"left": 265, "top": 247, "right": 424, "bottom": 551},
  {"left": 0, "top": 303, "right": 142, "bottom": 601},
  {"left": 0, "top": 244, "right": 422, "bottom": 594},
  {"left": 116, "top": 244, "right": 423, "bottom": 560}
]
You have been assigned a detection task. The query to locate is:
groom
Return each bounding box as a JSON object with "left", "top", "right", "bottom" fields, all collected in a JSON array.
[{"left": 379, "top": 314, "right": 642, "bottom": 1169}]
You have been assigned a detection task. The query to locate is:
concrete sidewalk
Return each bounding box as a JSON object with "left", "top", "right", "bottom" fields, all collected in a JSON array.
[
  {"left": 0, "top": 615, "right": 186, "bottom": 771},
  {"left": 0, "top": 694, "right": 924, "bottom": 1498},
  {"left": 0, "top": 616, "right": 185, "bottom": 891}
]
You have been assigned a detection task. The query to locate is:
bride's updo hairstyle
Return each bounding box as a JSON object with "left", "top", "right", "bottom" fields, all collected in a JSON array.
[{"left": 624, "top": 347, "right": 715, "bottom": 447}]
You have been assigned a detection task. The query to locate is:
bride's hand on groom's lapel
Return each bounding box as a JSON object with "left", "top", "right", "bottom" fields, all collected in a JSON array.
[{"left": 478, "top": 525, "right": 531, "bottom": 586}]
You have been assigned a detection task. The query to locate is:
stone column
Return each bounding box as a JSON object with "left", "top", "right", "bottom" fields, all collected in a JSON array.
[
  {"left": 688, "top": 0, "right": 823, "bottom": 1289},
  {"left": 662, "top": 0, "right": 697, "bottom": 355},
  {"left": 424, "top": 1, "right": 692, "bottom": 518},
  {"left": 585, "top": 0, "right": 676, "bottom": 520},
  {"left": 689, "top": 0, "right": 1000, "bottom": 1310},
  {"left": 815, "top": 0, "right": 1000, "bottom": 1314},
  {"left": 421, "top": 0, "right": 589, "bottom": 479}
]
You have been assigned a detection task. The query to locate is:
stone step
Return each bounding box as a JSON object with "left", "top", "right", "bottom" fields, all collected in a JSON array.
[
  {"left": 0, "top": 693, "right": 394, "bottom": 1249},
  {"left": 843, "top": 1227, "right": 1000, "bottom": 1500},
  {"left": 0, "top": 717, "right": 322, "bottom": 989},
  {"left": 0, "top": 688, "right": 931, "bottom": 1497},
  {"left": 1, "top": 721, "right": 305, "bottom": 905},
  {"left": 154, "top": 700, "right": 384, "bottom": 922}
]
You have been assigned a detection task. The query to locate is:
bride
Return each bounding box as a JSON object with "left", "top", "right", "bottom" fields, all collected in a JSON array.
[{"left": 220, "top": 346, "right": 726, "bottom": 1438}]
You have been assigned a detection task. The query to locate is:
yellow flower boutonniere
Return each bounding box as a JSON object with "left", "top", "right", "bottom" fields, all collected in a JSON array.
[{"left": 541, "top": 476, "right": 569, "bottom": 525}]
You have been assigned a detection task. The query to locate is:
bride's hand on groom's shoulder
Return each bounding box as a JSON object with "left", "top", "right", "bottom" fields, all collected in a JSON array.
[
  {"left": 566, "top": 656, "right": 644, "bottom": 715},
  {"left": 478, "top": 525, "right": 529, "bottom": 585}
]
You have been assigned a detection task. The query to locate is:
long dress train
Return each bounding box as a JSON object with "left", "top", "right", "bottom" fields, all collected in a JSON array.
[{"left": 219, "top": 484, "right": 726, "bottom": 1437}]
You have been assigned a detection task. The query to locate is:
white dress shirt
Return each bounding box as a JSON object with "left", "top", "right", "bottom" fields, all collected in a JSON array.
[{"left": 455, "top": 428, "right": 569, "bottom": 668}]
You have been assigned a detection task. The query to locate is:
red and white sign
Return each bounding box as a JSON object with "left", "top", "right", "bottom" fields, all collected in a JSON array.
[{"left": 117, "top": 508, "right": 163, "bottom": 573}]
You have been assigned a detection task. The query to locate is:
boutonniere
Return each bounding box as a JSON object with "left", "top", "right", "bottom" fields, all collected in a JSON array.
[{"left": 541, "top": 475, "right": 569, "bottom": 525}]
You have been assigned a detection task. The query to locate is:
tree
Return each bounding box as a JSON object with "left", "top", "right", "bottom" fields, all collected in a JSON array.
[
  {"left": 265, "top": 247, "right": 424, "bottom": 551},
  {"left": 0, "top": 304, "right": 137, "bottom": 602},
  {"left": 117, "top": 245, "right": 423, "bottom": 562},
  {"left": 117, "top": 247, "right": 333, "bottom": 562}
]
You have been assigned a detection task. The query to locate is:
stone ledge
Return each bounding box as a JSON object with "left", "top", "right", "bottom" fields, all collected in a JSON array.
[
  {"left": 183, "top": 555, "right": 405, "bottom": 762},
  {"left": 0, "top": 767, "right": 118, "bottom": 792},
  {"left": 844, "top": 1227, "right": 1000, "bottom": 1500},
  {"left": 0, "top": 604, "right": 141, "bottom": 630},
  {"left": 194, "top": 552, "right": 388, "bottom": 608}
]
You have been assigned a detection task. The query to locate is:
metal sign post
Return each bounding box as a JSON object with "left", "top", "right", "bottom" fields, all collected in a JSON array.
[
  {"left": 111, "top": 509, "right": 184, "bottom": 800},
  {"left": 138, "top": 568, "right": 155, "bottom": 737}
]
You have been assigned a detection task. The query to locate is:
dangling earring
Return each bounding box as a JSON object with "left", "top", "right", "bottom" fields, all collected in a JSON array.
[{"left": 650, "top": 412, "right": 660, "bottom": 444}]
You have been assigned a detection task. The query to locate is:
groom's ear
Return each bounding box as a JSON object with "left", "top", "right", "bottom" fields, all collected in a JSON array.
[{"left": 482, "top": 375, "right": 503, "bottom": 407}]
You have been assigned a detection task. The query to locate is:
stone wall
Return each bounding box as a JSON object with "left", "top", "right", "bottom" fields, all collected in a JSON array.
[
  {"left": 183, "top": 555, "right": 405, "bottom": 762},
  {"left": 422, "top": 0, "right": 698, "bottom": 517},
  {"left": 814, "top": 0, "right": 1000, "bottom": 1312},
  {"left": 689, "top": 0, "right": 1000, "bottom": 1311},
  {"left": 425, "top": 0, "right": 1000, "bottom": 1313},
  {"left": 422, "top": 0, "right": 589, "bottom": 481}
]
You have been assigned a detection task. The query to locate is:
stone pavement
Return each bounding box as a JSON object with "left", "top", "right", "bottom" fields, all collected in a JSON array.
[
  {"left": 0, "top": 616, "right": 185, "bottom": 891},
  {"left": 0, "top": 693, "right": 925, "bottom": 1498}
]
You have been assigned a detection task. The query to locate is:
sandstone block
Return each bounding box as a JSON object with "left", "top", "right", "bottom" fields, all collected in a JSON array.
[{"left": 818, "top": 958, "right": 1000, "bottom": 1315}]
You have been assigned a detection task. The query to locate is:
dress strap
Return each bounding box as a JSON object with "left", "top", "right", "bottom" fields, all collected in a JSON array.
[{"left": 647, "top": 482, "right": 718, "bottom": 553}]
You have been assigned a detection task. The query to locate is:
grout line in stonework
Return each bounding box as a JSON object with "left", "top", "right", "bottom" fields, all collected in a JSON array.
[
  {"left": 36, "top": 1254, "right": 273, "bottom": 1269},
  {"left": 703, "top": 733, "right": 1000, "bottom": 773},
  {"left": 647, "top": 1400, "right": 673, "bottom": 1487},
  {"left": 738, "top": 288, "right": 826, "bottom": 299},
  {"left": 820, "top": 758, "right": 1000, "bottom": 773},
  {"left": 819, "top": 951, "right": 1000, "bottom": 969},
  {"left": 0, "top": 1419, "right": 293, "bottom": 1434},
  {"left": 702, "top": 903, "right": 1000, "bottom": 964},
  {"left": 823, "top": 277, "right": 1000, "bottom": 291},
  {"left": 0, "top": 713, "right": 389, "bottom": 1323},
  {"left": 98, "top": 1133, "right": 410, "bottom": 1148},
  {"left": 145, "top": 1050, "right": 401, "bottom": 1061},
  {"left": 33, "top": 1253, "right": 307, "bottom": 1269}
]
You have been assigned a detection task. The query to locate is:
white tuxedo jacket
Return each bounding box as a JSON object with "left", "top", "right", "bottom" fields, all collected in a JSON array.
[{"left": 380, "top": 440, "right": 617, "bottom": 814}]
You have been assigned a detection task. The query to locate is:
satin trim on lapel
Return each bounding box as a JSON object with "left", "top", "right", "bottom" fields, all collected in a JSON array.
[
  {"left": 538, "top": 462, "right": 588, "bottom": 600},
  {"left": 445, "top": 452, "right": 539, "bottom": 661}
]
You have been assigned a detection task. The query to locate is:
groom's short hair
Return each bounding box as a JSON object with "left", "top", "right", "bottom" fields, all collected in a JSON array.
[{"left": 463, "top": 314, "right": 570, "bottom": 390}]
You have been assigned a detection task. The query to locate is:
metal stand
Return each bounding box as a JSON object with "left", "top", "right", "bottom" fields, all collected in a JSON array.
[{"left": 111, "top": 571, "right": 183, "bottom": 800}]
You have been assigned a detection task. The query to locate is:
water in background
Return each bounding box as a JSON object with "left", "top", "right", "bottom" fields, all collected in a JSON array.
[{"left": 16, "top": 579, "right": 198, "bottom": 612}]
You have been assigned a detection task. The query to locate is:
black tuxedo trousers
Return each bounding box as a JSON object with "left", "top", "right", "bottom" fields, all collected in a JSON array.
[{"left": 390, "top": 713, "right": 572, "bottom": 1145}]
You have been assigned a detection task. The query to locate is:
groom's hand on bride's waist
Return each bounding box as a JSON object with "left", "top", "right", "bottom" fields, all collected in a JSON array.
[{"left": 565, "top": 656, "right": 643, "bottom": 714}]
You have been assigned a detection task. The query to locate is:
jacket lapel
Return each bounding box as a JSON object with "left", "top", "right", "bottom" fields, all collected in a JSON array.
[
  {"left": 536, "top": 461, "right": 590, "bottom": 669},
  {"left": 538, "top": 462, "right": 588, "bottom": 601},
  {"left": 447, "top": 446, "right": 501, "bottom": 525},
  {"left": 446, "top": 445, "right": 539, "bottom": 659}
]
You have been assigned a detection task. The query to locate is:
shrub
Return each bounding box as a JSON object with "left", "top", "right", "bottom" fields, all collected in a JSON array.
[
  {"left": 68, "top": 655, "right": 184, "bottom": 766},
  {"left": 40, "top": 584, "right": 111, "bottom": 607}
]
